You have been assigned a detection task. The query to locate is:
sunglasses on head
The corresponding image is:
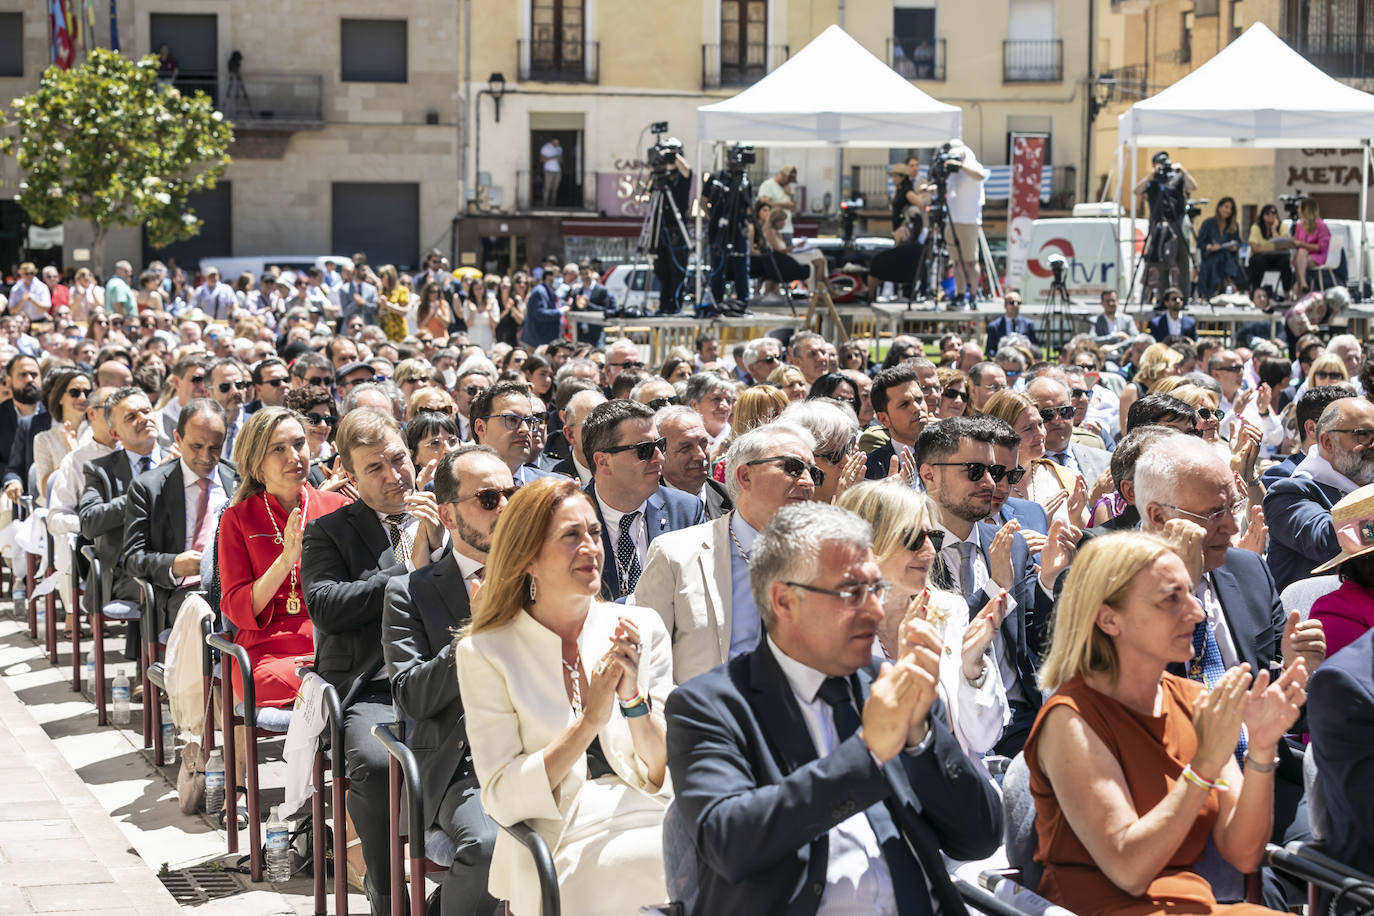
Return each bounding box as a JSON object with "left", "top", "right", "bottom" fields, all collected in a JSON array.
[
  {"left": 901, "top": 528, "right": 944, "bottom": 552},
  {"left": 459, "top": 485, "right": 520, "bottom": 511},
  {"left": 218, "top": 380, "right": 250, "bottom": 393},
  {"left": 1038, "top": 406, "right": 1075, "bottom": 423},
  {"left": 603, "top": 437, "right": 667, "bottom": 461},
  {"left": 745, "top": 455, "right": 826, "bottom": 487},
  {"left": 647, "top": 396, "right": 681, "bottom": 410},
  {"left": 929, "top": 461, "right": 1021, "bottom": 483},
  {"left": 303, "top": 412, "right": 336, "bottom": 428}
]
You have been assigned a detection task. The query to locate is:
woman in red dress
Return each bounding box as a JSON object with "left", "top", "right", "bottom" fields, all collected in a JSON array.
[{"left": 218, "top": 406, "right": 351, "bottom": 709}]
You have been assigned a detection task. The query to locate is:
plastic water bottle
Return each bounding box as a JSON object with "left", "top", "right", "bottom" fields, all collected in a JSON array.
[
  {"left": 85, "top": 652, "right": 94, "bottom": 693},
  {"left": 35, "top": 602, "right": 44, "bottom": 633},
  {"left": 159, "top": 702, "right": 176, "bottom": 764},
  {"left": 111, "top": 667, "right": 130, "bottom": 725},
  {"left": 265, "top": 806, "right": 291, "bottom": 883},
  {"left": 204, "top": 749, "right": 225, "bottom": 819}
]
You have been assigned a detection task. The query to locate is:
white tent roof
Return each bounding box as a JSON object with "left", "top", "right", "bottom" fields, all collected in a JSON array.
[
  {"left": 1118, "top": 23, "right": 1374, "bottom": 148},
  {"left": 697, "top": 25, "right": 961, "bottom": 147}
]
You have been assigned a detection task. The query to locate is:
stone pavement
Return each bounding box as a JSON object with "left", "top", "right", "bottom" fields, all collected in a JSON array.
[{"left": 0, "top": 607, "right": 370, "bottom": 915}]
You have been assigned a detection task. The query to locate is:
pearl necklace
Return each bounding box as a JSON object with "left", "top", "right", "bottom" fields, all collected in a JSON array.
[{"left": 262, "top": 490, "right": 308, "bottom": 615}]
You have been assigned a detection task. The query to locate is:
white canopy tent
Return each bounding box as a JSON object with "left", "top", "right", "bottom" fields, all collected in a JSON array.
[{"left": 1117, "top": 22, "right": 1374, "bottom": 300}]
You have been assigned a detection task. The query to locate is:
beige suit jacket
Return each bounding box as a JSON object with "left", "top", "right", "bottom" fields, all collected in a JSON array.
[
  {"left": 455, "top": 602, "right": 672, "bottom": 914},
  {"left": 632, "top": 514, "right": 736, "bottom": 684}
]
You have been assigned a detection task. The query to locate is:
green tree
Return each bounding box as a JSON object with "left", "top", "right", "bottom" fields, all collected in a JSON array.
[{"left": 0, "top": 48, "right": 233, "bottom": 272}]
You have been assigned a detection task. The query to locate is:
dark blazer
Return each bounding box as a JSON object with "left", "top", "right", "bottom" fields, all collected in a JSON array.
[
  {"left": 968, "top": 521, "right": 1052, "bottom": 707},
  {"left": 570, "top": 281, "right": 613, "bottom": 344},
  {"left": 1261, "top": 453, "right": 1302, "bottom": 490},
  {"left": 521, "top": 281, "right": 563, "bottom": 348},
  {"left": 1263, "top": 475, "right": 1345, "bottom": 592},
  {"left": 302, "top": 499, "right": 409, "bottom": 703},
  {"left": 1147, "top": 312, "right": 1199, "bottom": 341},
  {"left": 1308, "top": 628, "right": 1374, "bottom": 875},
  {"left": 703, "top": 477, "right": 733, "bottom": 520},
  {"left": 586, "top": 479, "right": 705, "bottom": 601},
  {"left": 78, "top": 449, "right": 141, "bottom": 603},
  {"left": 383, "top": 548, "right": 475, "bottom": 828},
  {"left": 985, "top": 314, "right": 1039, "bottom": 354},
  {"left": 546, "top": 454, "right": 580, "bottom": 480},
  {"left": 3, "top": 409, "right": 51, "bottom": 491},
  {"left": 665, "top": 644, "right": 1002, "bottom": 916},
  {"left": 0, "top": 400, "right": 19, "bottom": 469},
  {"left": 865, "top": 439, "right": 897, "bottom": 480},
  {"left": 1166, "top": 549, "right": 1286, "bottom": 685},
  {"left": 998, "top": 496, "right": 1049, "bottom": 535},
  {"left": 120, "top": 459, "right": 238, "bottom": 631}
]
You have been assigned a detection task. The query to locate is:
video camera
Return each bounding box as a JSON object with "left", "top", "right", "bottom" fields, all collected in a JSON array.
[
  {"left": 648, "top": 137, "right": 683, "bottom": 175},
  {"left": 1280, "top": 191, "right": 1306, "bottom": 223},
  {"left": 928, "top": 142, "right": 964, "bottom": 185},
  {"left": 726, "top": 144, "right": 755, "bottom": 171}
]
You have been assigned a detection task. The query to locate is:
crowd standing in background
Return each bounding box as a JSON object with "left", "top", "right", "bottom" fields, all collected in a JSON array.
[{"left": 8, "top": 244, "right": 1374, "bottom": 916}]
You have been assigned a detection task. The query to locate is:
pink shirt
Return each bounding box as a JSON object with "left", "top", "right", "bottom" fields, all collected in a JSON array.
[{"left": 1295, "top": 218, "right": 1331, "bottom": 266}]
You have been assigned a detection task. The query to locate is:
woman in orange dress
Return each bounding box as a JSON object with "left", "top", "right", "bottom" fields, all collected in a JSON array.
[{"left": 1023, "top": 531, "right": 1308, "bottom": 916}]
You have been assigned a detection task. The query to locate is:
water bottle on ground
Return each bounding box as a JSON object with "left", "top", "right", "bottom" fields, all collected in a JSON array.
[
  {"left": 111, "top": 667, "right": 130, "bottom": 725},
  {"left": 204, "top": 749, "right": 225, "bottom": 819},
  {"left": 159, "top": 702, "right": 176, "bottom": 764},
  {"left": 84, "top": 653, "right": 94, "bottom": 696},
  {"left": 36, "top": 602, "right": 44, "bottom": 633},
  {"left": 265, "top": 806, "right": 291, "bottom": 883}
]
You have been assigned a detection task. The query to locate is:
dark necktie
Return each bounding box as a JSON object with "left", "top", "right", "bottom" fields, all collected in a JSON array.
[
  {"left": 817, "top": 676, "right": 932, "bottom": 916},
  {"left": 616, "top": 511, "right": 642, "bottom": 595},
  {"left": 137, "top": 454, "right": 153, "bottom": 475},
  {"left": 1190, "top": 585, "right": 1246, "bottom": 765},
  {"left": 1049, "top": 451, "right": 1070, "bottom": 467},
  {"left": 385, "top": 513, "right": 408, "bottom": 564}
]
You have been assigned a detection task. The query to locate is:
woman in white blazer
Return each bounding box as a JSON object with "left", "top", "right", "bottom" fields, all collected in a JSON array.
[{"left": 455, "top": 476, "right": 672, "bottom": 915}]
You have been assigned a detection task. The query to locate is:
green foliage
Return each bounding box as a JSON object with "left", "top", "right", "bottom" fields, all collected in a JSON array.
[{"left": 0, "top": 48, "right": 233, "bottom": 252}]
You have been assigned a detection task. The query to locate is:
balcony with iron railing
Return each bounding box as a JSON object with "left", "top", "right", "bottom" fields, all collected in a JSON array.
[
  {"left": 161, "top": 69, "right": 325, "bottom": 130},
  {"left": 514, "top": 169, "right": 596, "bottom": 211},
  {"left": 517, "top": 40, "right": 599, "bottom": 83},
  {"left": 1003, "top": 39, "right": 1063, "bottom": 81},
  {"left": 1284, "top": 31, "right": 1374, "bottom": 79},
  {"left": 888, "top": 37, "right": 945, "bottom": 80},
  {"left": 701, "top": 43, "right": 789, "bottom": 90}
]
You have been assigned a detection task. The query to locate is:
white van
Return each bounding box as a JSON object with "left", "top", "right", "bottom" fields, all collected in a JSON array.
[
  {"left": 1020, "top": 212, "right": 1148, "bottom": 304},
  {"left": 197, "top": 255, "right": 353, "bottom": 281}
]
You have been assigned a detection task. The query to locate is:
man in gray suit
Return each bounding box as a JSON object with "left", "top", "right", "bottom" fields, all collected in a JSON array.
[
  {"left": 1027, "top": 376, "right": 1109, "bottom": 485},
  {"left": 383, "top": 446, "right": 505, "bottom": 916}
]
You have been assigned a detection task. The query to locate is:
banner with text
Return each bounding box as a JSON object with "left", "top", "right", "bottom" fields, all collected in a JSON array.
[{"left": 1005, "top": 133, "right": 1046, "bottom": 293}]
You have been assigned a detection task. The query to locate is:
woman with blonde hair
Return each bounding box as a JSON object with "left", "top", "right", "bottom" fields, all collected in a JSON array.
[
  {"left": 710, "top": 383, "right": 787, "bottom": 477},
  {"left": 376, "top": 264, "right": 413, "bottom": 341},
  {"left": 1118, "top": 343, "right": 1185, "bottom": 433},
  {"left": 766, "top": 362, "right": 809, "bottom": 401},
  {"left": 1170, "top": 384, "right": 1226, "bottom": 447},
  {"left": 1292, "top": 197, "right": 1331, "bottom": 297},
  {"left": 68, "top": 267, "right": 105, "bottom": 322},
  {"left": 1306, "top": 352, "right": 1349, "bottom": 390},
  {"left": 1024, "top": 532, "right": 1305, "bottom": 916},
  {"left": 983, "top": 389, "right": 1085, "bottom": 527},
  {"left": 455, "top": 476, "right": 672, "bottom": 914},
  {"left": 834, "top": 479, "right": 1008, "bottom": 758}
]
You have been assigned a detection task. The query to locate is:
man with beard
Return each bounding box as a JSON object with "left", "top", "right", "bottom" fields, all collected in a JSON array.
[
  {"left": 915, "top": 417, "right": 1076, "bottom": 755},
  {"left": 1, "top": 354, "right": 45, "bottom": 502},
  {"left": 656, "top": 404, "right": 731, "bottom": 518},
  {"left": 382, "top": 446, "right": 507, "bottom": 916},
  {"left": 1264, "top": 396, "right": 1374, "bottom": 591}
]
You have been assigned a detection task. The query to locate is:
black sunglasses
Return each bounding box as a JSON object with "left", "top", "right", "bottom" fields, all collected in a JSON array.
[
  {"left": 1196, "top": 407, "right": 1226, "bottom": 421},
  {"left": 757, "top": 354, "right": 781, "bottom": 365},
  {"left": 66, "top": 387, "right": 92, "bottom": 398},
  {"left": 929, "top": 461, "right": 1014, "bottom": 483},
  {"left": 609, "top": 359, "right": 644, "bottom": 369},
  {"left": 1038, "top": 406, "right": 1075, "bottom": 423},
  {"left": 260, "top": 378, "right": 288, "bottom": 388},
  {"left": 303, "top": 413, "right": 337, "bottom": 428},
  {"left": 602, "top": 437, "right": 667, "bottom": 461},
  {"left": 458, "top": 485, "right": 520, "bottom": 511},
  {"left": 940, "top": 388, "right": 969, "bottom": 402},
  {"left": 745, "top": 455, "right": 826, "bottom": 487},
  {"left": 647, "top": 396, "right": 681, "bottom": 410},
  {"left": 1069, "top": 388, "right": 1092, "bottom": 399},
  {"left": 464, "top": 384, "right": 488, "bottom": 397},
  {"left": 902, "top": 528, "right": 944, "bottom": 553},
  {"left": 218, "top": 380, "right": 251, "bottom": 393},
  {"left": 187, "top": 373, "right": 206, "bottom": 386}
]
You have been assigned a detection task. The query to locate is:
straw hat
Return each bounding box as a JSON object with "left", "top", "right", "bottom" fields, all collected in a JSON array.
[{"left": 1311, "top": 482, "right": 1374, "bottom": 573}]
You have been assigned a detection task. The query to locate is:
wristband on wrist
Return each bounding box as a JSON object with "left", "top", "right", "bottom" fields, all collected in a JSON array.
[
  {"left": 620, "top": 695, "right": 651, "bottom": 719},
  {"left": 1181, "top": 763, "right": 1230, "bottom": 793},
  {"left": 1244, "top": 754, "right": 1279, "bottom": 773}
]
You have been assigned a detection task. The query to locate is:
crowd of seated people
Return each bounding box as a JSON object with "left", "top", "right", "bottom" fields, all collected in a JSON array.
[{"left": 10, "top": 248, "right": 1374, "bottom": 916}]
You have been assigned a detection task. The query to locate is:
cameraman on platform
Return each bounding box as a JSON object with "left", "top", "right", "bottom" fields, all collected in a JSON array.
[
  {"left": 942, "top": 139, "right": 987, "bottom": 308},
  {"left": 704, "top": 149, "right": 754, "bottom": 308},
  {"left": 1133, "top": 150, "right": 1197, "bottom": 306},
  {"left": 653, "top": 138, "right": 693, "bottom": 315}
]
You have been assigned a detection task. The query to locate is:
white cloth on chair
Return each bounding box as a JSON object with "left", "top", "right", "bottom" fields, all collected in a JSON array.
[
  {"left": 281, "top": 671, "right": 327, "bottom": 818},
  {"left": 164, "top": 593, "right": 214, "bottom": 742}
]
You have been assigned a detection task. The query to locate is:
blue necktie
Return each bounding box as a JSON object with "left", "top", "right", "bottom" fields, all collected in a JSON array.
[
  {"left": 1050, "top": 451, "right": 1070, "bottom": 467},
  {"left": 818, "top": 677, "right": 932, "bottom": 916},
  {"left": 616, "top": 511, "right": 642, "bottom": 595},
  {"left": 137, "top": 455, "right": 153, "bottom": 475},
  {"left": 1190, "top": 610, "right": 1247, "bottom": 764}
]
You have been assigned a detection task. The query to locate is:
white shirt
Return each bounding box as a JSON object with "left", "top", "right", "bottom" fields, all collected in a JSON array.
[
  {"left": 934, "top": 521, "right": 1025, "bottom": 703},
  {"left": 945, "top": 146, "right": 987, "bottom": 225},
  {"left": 757, "top": 177, "right": 795, "bottom": 236},
  {"left": 1293, "top": 445, "right": 1361, "bottom": 495},
  {"left": 48, "top": 434, "right": 114, "bottom": 537},
  {"left": 540, "top": 141, "right": 561, "bottom": 173},
  {"left": 181, "top": 459, "right": 228, "bottom": 553},
  {"left": 766, "top": 637, "right": 897, "bottom": 916},
  {"left": 375, "top": 508, "right": 449, "bottom": 573},
  {"left": 1166, "top": 313, "right": 1184, "bottom": 337},
  {"left": 571, "top": 455, "right": 593, "bottom": 487},
  {"left": 453, "top": 549, "right": 485, "bottom": 598},
  {"left": 597, "top": 493, "right": 648, "bottom": 593},
  {"left": 1197, "top": 574, "right": 1241, "bottom": 671},
  {"left": 7, "top": 278, "right": 50, "bottom": 321}
]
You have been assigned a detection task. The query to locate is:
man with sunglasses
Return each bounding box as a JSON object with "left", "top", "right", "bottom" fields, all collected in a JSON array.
[
  {"left": 1146, "top": 287, "right": 1198, "bottom": 341},
  {"left": 664, "top": 501, "right": 1002, "bottom": 916},
  {"left": 1264, "top": 396, "right": 1374, "bottom": 592},
  {"left": 742, "top": 337, "right": 783, "bottom": 385},
  {"left": 966, "top": 361, "right": 1008, "bottom": 413},
  {"left": 246, "top": 358, "right": 291, "bottom": 415},
  {"left": 601, "top": 338, "right": 643, "bottom": 393},
  {"left": 636, "top": 422, "right": 817, "bottom": 682},
  {"left": 984, "top": 291, "right": 1039, "bottom": 355},
  {"left": 980, "top": 417, "right": 1048, "bottom": 538},
  {"left": 206, "top": 358, "right": 250, "bottom": 461},
  {"left": 916, "top": 417, "right": 1074, "bottom": 755},
  {"left": 452, "top": 369, "right": 492, "bottom": 443},
  {"left": 629, "top": 377, "right": 678, "bottom": 409},
  {"left": 336, "top": 360, "right": 379, "bottom": 399},
  {"left": 382, "top": 446, "right": 508, "bottom": 916},
  {"left": 469, "top": 382, "right": 556, "bottom": 486},
  {"left": 158, "top": 353, "right": 210, "bottom": 446},
  {"left": 582, "top": 400, "right": 703, "bottom": 601},
  {"left": 1026, "top": 377, "right": 1110, "bottom": 485}
]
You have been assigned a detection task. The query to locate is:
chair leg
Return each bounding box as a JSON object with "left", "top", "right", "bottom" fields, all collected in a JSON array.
[
  {"left": 25, "top": 554, "right": 37, "bottom": 638},
  {"left": 333, "top": 773, "right": 349, "bottom": 916},
  {"left": 150, "top": 686, "right": 164, "bottom": 767},
  {"left": 93, "top": 612, "right": 107, "bottom": 727},
  {"left": 44, "top": 584, "right": 57, "bottom": 665},
  {"left": 388, "top": 756, "right": 404, "bottom": 912},
  {"left": 70, "top": 582, "right": 82, "bottom": 693},
  {"left": 312, "top": 751, "right": 326, "bottom": 916},
  {"left": 222, "top": 683, "right": 238, "bottom": 855},
  {"left": 202, "top": 675, "right": 216, "bottom": 755},
  {"left": 245, "top": 725, "right": 263, "bottom": 883},
  {"left": 141, "top": 641, "right": 153, "bottom": 750}
]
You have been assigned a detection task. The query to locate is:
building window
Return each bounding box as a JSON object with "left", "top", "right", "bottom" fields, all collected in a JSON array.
[
  {"left": 341, "top": 19, "right": 407, "bottom": 83},
  {"left": 529, "top": 0, "right": 585, "bottom": 79},
  {"left": 331, "top": 183, "right": 419, "bottom": 270},
  {"left": 892, "top": 0, "right": 939, "bottom": 79},
  {"left": 720, "top": 0, "right": 768, "bottom": 84},
  {"left": 1005, "top": 0, "right": 1062, "bottom": 81},
  {"left": 149, "top": 14, "right": 218, "bottom": 104},
  {"left": 0, "top": 14, "right": 22, "bottom": 77}
]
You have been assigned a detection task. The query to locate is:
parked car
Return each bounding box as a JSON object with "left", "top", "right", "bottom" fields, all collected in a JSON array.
[{"left": 197, "top": 254, "right": 353, "bottom": 283}]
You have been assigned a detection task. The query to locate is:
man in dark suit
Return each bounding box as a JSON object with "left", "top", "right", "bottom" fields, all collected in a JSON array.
[
  {"left": 569, "top": 261, "right": 614, "bottom": 344},
  {"left": 657, "top": 404, "right": 731, "bottom": 519},
  {"left": 302, "top": 407, "right": 447, "bottom": 916},
  {"left": 520, "top": 269, "right": 563, "bottom": 348},
  {"left": 985, "top": 290, "right": 1039, "bottom": 354},
  {"left": 864, "top": 364, "right": 929, "bottom": 480},
  {"left": 383, "top": 446, "right": 507, "bottom": 916},
  {"left": 0, "top": 353, "right": 43, "bottom": 502},
  {"left": 79, "top": 386, "right": 166, "bottom": 661},
  {"left": 1146, "top": 289, "right": 1198, "bottom": 341},
  {"left": 1264, "top": 396, "right": 1374, "bottom": 591},
  {"left": 665, "top": 501, "right": 1002, "bottom": 916},
  {"left": 1137, "top": 434, "right": 1325, "bottom": 908},
  {"left": 581, "top": 400, "right": 704, "bottom": 601},
  {"left": 469, "top": 382, "right": 557, "bottom": 487},
  {"left": 1262, "top": 386, "right": 1350, "bottom": 489},
  {"left": 916, "top": 417, "right": 1075, "bottom": 755},
  {"left": 1308, "top": 627, "right": 1374, "bottom": 877},
  {"left": 120, "top": 399, "right": 237, "bottom": 635}
]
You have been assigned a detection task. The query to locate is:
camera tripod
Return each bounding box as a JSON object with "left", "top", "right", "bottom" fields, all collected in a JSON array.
[
  {"left": 626, "top": 172, "right": 694, "bottom": 315},
  {"left": 1042, "top": 272, "right": 1074, "bottom": 352},
  {"left": 704, "top": 167, "right": 753, "bottom": 312},
  {"left": 927, "top": 203, "right": 979, "bottom": 310}
]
